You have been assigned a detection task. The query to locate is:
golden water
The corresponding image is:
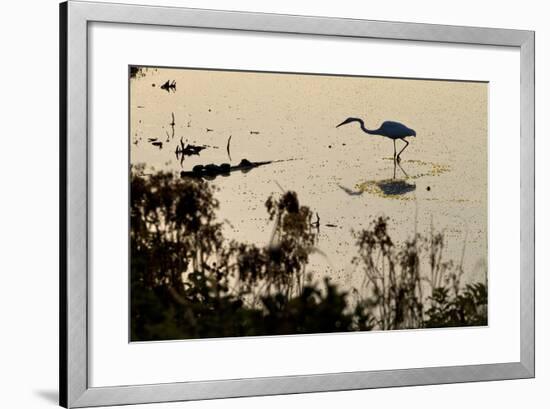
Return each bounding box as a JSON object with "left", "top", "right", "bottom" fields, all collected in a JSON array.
[{"left": 130, "top": 67, "right": 488, "bottom": 288}]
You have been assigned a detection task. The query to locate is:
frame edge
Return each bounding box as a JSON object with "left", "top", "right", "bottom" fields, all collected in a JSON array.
[
  {"left": 66, "top": 1, "right": 90, "bottom": 407},
  {"left": 70, "top": 362, "right": 533, "bottom": 408},
  {"left": 59, "top": 1, "right": 69, "bottom": 407},
  {"left": 519, "top": 30, "right": 535, "bottom": 378}
]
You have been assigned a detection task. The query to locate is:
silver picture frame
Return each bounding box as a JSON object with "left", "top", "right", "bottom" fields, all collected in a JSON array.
[{"left": 60, "top": 1, "right": 535, "bottom": 407}]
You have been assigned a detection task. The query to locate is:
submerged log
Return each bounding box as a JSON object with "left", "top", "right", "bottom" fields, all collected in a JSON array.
[{"left": 181, "top": 158, "right": 273, "bottom": 178}]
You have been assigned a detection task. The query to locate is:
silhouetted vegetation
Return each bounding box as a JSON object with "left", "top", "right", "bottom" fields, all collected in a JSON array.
[
  {"left": 130, "top": 167, "right": 487, "bottom": 341},
  {"left": 129, "top": 66, "right": 145, "bottom": 79},
  {"left": 352, "top": 216, "right": 487, "bottom": 330}
]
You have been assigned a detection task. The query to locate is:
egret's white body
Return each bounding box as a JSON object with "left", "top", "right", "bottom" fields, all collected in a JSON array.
[{"left": 336, "top": 117, "right": 416, "bottom": 161}]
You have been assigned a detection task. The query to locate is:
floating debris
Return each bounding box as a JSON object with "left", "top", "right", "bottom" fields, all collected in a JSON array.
[
  {"left": 175, "top": 138, "right": 207, "bottom": 166},
  {"left": 182, "top": 144, "right": 206, "bottom": 156},
  {"left": 325, "top": 224, "right": 338, "bottom": 228},
  {"left": 310, "top": 212, "right": 320, "bottom": 231},
  {"left": 183, "top": 163, "right": 230, "bottom": 178},
  {"left": 226, "top": 135, "right": 232, "bottom": 161},
  {"left": 206, "top": 128, "right": 214, "bottom": 132},
  {"left": 250, "top": 131, "right": 260, "bottom": 135},
  {"left": 167, "top": 112, "right": 175, "bottom": 140},
  {"left": 176, "top": 142, "right": 206, "bottom": 156},
  {"left": 160, "top": 80, "right": 176, "bottom": 92}
]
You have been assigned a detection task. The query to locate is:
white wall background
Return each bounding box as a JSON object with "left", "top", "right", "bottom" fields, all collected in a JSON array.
[{"left": 0, "top": 0, "right": 546, "bottom": 408}]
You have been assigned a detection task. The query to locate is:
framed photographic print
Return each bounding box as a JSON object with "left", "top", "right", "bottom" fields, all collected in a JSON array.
[{"left": 60, "top": 1, "right": 534, "bottom": 407}]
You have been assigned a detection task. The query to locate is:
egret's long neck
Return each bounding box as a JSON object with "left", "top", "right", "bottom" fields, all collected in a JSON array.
[{"left": 355, "top": 119, "right": 379, "bottom": 135}]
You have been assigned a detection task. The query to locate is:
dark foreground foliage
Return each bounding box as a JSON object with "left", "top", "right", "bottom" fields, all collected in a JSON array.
[{"left": 130, "top": 168, "right": 487, "bottom": 341}]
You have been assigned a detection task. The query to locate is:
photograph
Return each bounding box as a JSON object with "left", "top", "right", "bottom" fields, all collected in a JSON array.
[{"left": 129, "top": 65, "right": 488, "bottom": 341}]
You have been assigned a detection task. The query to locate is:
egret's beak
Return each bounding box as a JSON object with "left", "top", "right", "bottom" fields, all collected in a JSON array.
[{"left": 337, "top": 117, "right": 359, "bottom": 128}]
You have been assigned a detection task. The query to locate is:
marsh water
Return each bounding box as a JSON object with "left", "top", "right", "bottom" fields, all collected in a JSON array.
[{"left": 130, "top": 67, "right": 488, "bottom": 289}]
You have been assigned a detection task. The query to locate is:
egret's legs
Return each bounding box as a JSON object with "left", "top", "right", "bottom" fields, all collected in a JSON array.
[
  {"left": 396, "top": 138, "right": 409, "bottom": 162},
  {"left": 397, "top": 160, "right": 409, "bottom": 178}
]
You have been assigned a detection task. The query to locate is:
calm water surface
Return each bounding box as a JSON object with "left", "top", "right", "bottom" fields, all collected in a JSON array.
[{"left": 130, "top": 67, "right": 488, "bottom": 288}]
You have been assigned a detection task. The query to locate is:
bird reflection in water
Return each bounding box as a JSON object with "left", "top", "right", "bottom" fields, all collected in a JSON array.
[
  {"left": 372, "top": 158, "right": 416, "bottom": 197},
  {"left": 339, "top": 158, "right": 416, "bottom": 198}
]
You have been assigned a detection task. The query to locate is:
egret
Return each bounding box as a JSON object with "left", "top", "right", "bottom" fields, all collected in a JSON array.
[{"left": 336, "top": 117, "right": 416, "bottom": 162}]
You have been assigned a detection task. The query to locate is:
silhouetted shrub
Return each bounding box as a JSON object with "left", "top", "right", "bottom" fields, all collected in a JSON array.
[
  {"left": 353, "top": 217, "right": 487, "bottom": 330},
  {"left": 424, "top": 283, "right": 488, "bottom": 328}
]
